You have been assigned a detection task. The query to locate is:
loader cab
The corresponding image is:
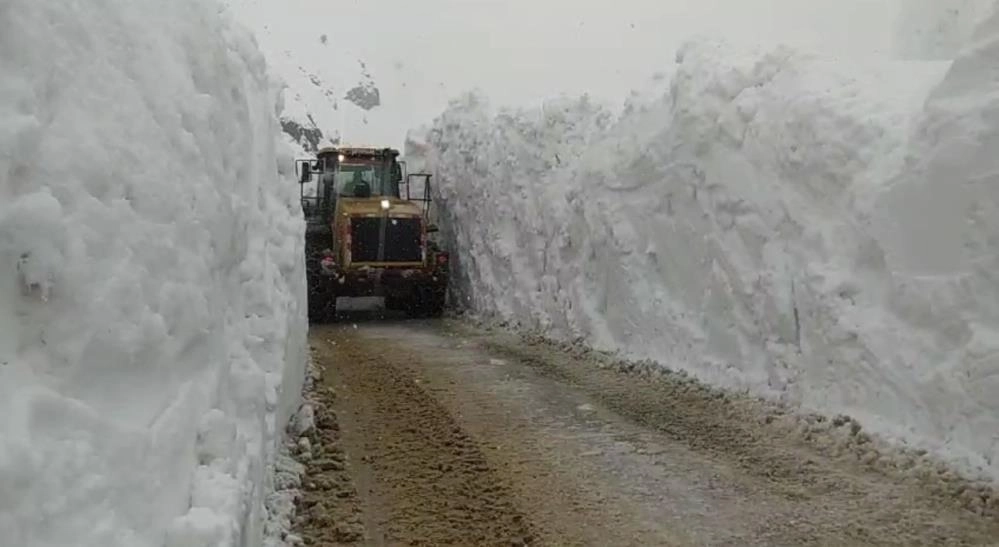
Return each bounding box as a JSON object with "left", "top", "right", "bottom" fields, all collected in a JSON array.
[
  {"left": 296, "top": 145, "right": 447, "bottom": 321},
  {"left": 331, "top": 156, "right": 403, "bottom": 199},
  {"left": 298, "top": 147, "right": 403, "bottom": 216}
]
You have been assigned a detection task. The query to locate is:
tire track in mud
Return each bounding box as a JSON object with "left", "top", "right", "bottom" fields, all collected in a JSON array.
[
  {"left": 297, "top": 318, "right": 999, "bottom": 546},
  {"left": 469, "top": 326, "right": 999, "bottom": 546},
  {"left": 301, "top": 328, "right": 535, "bottom": 546}
]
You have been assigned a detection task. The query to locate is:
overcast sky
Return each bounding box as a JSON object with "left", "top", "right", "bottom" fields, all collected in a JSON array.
[{"left": 252, "top": 0, "right": 905, "bottom": 145}]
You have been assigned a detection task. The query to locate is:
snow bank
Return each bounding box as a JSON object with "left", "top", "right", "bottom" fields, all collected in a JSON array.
[
  {"left": 0, "top": 1, "right": 307, "bottom": 546},
  {"left": 428, "top": 28, "right": 999, "bottom": 481}
]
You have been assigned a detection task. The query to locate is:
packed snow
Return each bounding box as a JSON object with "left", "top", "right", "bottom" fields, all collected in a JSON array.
[
  {"left": 0, "top": 1, "right": 307, "bottom": 546},
  {"left": 425, "top": 6, "right": 999, "bottom": 482}
]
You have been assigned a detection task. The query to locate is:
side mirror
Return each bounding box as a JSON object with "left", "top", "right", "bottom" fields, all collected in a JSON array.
[
  {"left": 426, "top": 223, "right": 439, "bottom": 233},
  {"left": 393, "top": 161, "right": 405, "bottom": 183},
  {"left": 298, "top": 160, "right": 313, "bottom": 183}
]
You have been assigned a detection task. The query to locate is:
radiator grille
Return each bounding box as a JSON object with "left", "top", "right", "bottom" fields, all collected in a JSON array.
[
  {"left": 349, "top": 217, "right": 422, "bottom": 263},
  {"left": 349, "top": 218, "right": 380, "bottom": 262},
  {"left": 384, "top": 218, "right": 421, "bottom": 262}
]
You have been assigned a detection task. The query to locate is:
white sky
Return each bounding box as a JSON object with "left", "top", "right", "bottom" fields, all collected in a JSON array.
[{"left": 251, "top": 0, "right": 904, "bottom": 146}]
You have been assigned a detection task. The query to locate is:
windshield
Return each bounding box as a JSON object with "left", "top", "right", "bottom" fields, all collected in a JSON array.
[{"left": 335, "top": 161, "right": 398, "bottom": 198}]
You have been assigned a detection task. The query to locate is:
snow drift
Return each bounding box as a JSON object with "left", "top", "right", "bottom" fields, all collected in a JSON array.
[
  {"left": 0, "top": 1, "right": 307, "bottom": 546},
  {"left": 427, "top": 10, "right": 999, "bottom": 481}
]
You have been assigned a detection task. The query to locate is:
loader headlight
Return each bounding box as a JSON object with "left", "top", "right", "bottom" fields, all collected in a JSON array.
[{"left": 380, "top": 199, "right": 391, "bottom": 210}]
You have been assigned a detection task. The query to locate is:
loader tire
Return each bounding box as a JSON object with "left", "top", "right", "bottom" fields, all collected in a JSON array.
[
  {"left": 385, "top": 294, "right": 405, "bottom": 311},
  {"left": 425, "top": 290, "right": 445, "bottom": 317},
  {"left": 406, "top": 286, "right": 445, "bottom": 318},
  {"left": 307, "top": 278, "right": 337, "bottom": 323},
  {"left": 308, "top": 297, "right": 325, "bottom": 323}
]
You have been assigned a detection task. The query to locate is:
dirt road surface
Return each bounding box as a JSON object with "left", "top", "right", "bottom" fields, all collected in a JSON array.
[{"left": 295, "top": 316, "right": 999, "bottom": 546}]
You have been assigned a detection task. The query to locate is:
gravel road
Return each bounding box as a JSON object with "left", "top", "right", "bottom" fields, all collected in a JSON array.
[{"left": 293, "top": 317, "right": 999, "bottom": 546}]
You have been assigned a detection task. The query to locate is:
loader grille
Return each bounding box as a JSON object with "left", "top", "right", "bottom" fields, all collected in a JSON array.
[
  {"left": 350, "top": 218, "right": 381, "bottom": 262},
  {"left": 349, "top": 217, "right": 422, "bottom": 263},
  {"left": 384, "top": 218, "right": 422, "bottom": 262}
]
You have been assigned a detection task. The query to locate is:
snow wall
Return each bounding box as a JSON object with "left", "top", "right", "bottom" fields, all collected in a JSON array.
[
  {"left": 0, "top": 1, "right": 308, "bottom": 546},
  {"left": 427, "top": 9, "right": 999, "bottom": 482}
]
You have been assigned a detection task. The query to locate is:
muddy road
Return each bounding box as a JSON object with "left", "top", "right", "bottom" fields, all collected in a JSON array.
[{"left": 295, "top": 316, "right": 999, "bottom": 546}]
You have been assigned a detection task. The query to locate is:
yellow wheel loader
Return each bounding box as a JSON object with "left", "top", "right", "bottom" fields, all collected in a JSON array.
[{"left": 297, "top": 146, "right": 448, "bottom": 321}]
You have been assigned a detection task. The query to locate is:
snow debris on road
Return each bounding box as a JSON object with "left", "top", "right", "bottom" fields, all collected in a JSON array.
[
  {"left": 263, "top": 362, "right": 321, "bottom": 547},
  {"left": 427, "top": 6, "right": 999, "bottom": 485},
  {"left": 0, "top": 1, "right": 307, "bottom": 546}
]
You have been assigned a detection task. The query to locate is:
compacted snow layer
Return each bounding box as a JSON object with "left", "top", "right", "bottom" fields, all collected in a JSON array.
[
  {"left": 0, "top": 1, "right": 307, "bottom": 546},
  {"left": 427, "top": 29, "right": 999, "bottom": 482}
]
